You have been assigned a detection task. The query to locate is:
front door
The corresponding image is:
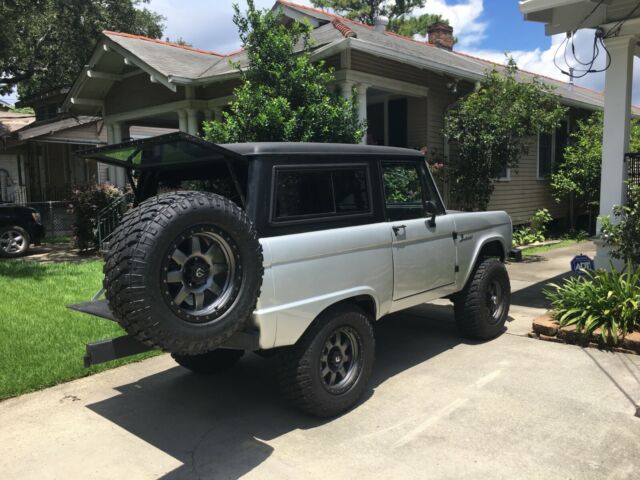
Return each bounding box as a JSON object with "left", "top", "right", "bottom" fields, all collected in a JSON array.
[{"left": 382, "top": 160, "right": 456, "bottom": 301}]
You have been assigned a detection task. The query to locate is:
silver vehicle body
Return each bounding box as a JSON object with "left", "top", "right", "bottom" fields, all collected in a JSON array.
[{"left": 253, "top": 210, "right": 512, "bottom": 349}]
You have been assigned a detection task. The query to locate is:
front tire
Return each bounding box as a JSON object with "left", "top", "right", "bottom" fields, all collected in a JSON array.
[
  {"left": 0, "top": 226, "right": 30, "bottom": 258},
  {"left": 172, "top": 349, "right": 244, "bottom": 374},
  {"left": 276, "top": 304, "right": 375, "bottom": 417},
  {"left": 454, "top": 258, "right": 510, "bottom": 340}
]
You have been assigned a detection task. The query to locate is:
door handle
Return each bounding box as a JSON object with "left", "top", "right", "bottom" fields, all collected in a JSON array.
[{"left": 392, "top": 225, "right": 406, "bottom": 235}]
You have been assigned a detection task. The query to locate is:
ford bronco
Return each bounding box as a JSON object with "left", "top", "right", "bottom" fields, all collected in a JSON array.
[{"left": 73, "top": 132, "right": 512, "bottom": 417}]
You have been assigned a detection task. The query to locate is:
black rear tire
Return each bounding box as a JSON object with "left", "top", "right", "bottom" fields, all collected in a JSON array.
[
  {"left": 172, "top": 349, "right": 244, "bottom": 374},
  {"left": 0, "top": 225, "right": 30, "bottom": 258},
  {"left": 103, "top": 191, "right": 263, "bottom": 355},
  {"left": 276, "top": 304, "right": 375, "bottom": 418},
  {"left": 454, "top": 258, "right": 510, "bottom": 340}
]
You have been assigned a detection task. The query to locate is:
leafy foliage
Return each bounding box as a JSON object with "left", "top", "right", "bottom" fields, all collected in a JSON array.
[
  {"left": 311, "top": 0, "right": 424, "bottom": 25},
  {"left": 545, "top": 264, "right": 640, "bottom": 344},
  {"left": 512, "top": 208, "right": 553, "bottom": 247},
  {"left": 0, "top": 0, "right": 164, "bottom": 97},
  {"left": 203, "top": 1, "right": 363, "bottom": 143},
  {"left": 551, "top": 112, "right": 640, "bottom": 227},
  {"left": 444, "top": 61, "right": 567, "bottom": 211},
  {"left": 389, "top": 14, "right": 454, "bottom": 40},
  {"left": 600, "top": 184, "right": 640, "bottom": 266},
  {"left": 311, "top": 0, "right": 451, "bottom": 38},
  {"left": 68, "top": 183, "right": 123, "bottom": 250}
]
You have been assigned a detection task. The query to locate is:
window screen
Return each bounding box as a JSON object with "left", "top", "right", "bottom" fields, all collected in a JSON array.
[{"left": 274, "top": 166, "right": 370, "bottom": 221}]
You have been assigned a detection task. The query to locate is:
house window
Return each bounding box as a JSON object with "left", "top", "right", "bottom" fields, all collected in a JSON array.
[
  {"left": 498, "top": 165, "right": 511, "bottom": 181},
  {"left": 538, "top": 120, "right": 569, "bottom": 180},
  {"left": 273, "top": 166, "right": 371, "bottom": 222}
]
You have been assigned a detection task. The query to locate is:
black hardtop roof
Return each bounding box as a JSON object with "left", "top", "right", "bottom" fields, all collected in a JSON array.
[
  {"left": 222, "top": 142, "right": 424, "bottom": 157},
  {"left": 78, "top": 132, "right": 424, "bottom": 170}
]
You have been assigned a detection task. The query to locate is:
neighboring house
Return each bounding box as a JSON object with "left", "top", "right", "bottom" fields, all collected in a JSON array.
[
  {"left": 0, "top": 88, "right": 171, "bottom": 203},
  {"left": 61, "top": 0, "right": 618, "bottom": 224}
]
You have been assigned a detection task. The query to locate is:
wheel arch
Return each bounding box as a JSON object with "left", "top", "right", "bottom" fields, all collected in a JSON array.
[{"left": 458, "top": 237, "right": 508, "bottom": 291}]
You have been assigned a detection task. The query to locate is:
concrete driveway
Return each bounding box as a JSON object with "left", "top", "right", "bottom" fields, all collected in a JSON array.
[{"left": 2, "top": 242, "right": 640, "bottom": 479}]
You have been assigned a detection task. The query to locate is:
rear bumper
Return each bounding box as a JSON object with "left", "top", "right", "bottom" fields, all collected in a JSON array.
[{"left": 69, "top": 299, "right": 261, "bottom": 367}]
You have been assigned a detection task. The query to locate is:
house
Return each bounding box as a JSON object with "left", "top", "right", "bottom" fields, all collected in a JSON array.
[
  {"left": 0, "top": 88, "right": 171, "bottom": 204},
  {"left": 61, "top": 0, "right": 616, "bottom": 225}
]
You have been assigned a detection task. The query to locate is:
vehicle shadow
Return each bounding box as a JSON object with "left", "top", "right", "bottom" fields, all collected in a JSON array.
[
  {"left": 510, "top": 272, "right": 572, "bottom": 310},
  {"left": 86, "top": 308, "right": 467, "bottom": 479}
]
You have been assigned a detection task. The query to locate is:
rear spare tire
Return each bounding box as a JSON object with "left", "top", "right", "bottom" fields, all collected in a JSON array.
[{"left": 104, "top": 191, "right": 263, "bottom": 355}]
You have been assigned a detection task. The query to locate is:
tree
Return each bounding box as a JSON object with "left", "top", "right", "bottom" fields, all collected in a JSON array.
[
  {"left": 311, "top": 0, "right": 450, "bottom": 37},
  {"left": 551, "top": 111, "right": 640, "bottom": 229},
  {"left": 0, "top": 0, "right": 164, "bottom": 98},
  {"left": 444, "top": 60, "right": 567, "bottom": 211},
  {"left": 203, "top": 1, "right": 364, "bottom": 144},
  {"left": 389, "top": 14, "right": 451, "bottom": 38}
]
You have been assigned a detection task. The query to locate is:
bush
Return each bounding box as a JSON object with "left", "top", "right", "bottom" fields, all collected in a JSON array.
[
  {"left": 600, "top": 184, "right": 640, "bottom": 266},
  {"left": 545, "top": 264, "right": 640, "bottom": 344},
  {"left": 68, "top": 184, "right": 123, "bottom": 250},
  {"left": 512, "top": 208, "right": 552, "bottom": 247}
]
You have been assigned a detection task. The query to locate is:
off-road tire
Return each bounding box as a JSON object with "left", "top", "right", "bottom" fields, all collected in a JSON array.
[
  {"left": 454, "top": 258, "right": 510, "bottom": 340},
  {"left": 0, "top": 225, "right": 30, "bottom": 258},
  {"left": 103, "top": 191, "right": 263, "bottom": 355},
  {"left": 172, "top": 349, "right": 244, "bottom": 374},
  {"left": 276, "top": 304, "right": 375, "bottom": 418}
]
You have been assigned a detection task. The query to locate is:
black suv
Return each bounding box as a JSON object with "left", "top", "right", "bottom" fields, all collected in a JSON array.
[{"left": 0, "top": 203, "right": 45, "bottom": 258}]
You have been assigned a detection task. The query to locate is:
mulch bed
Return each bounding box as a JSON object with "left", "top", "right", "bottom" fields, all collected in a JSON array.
[{"left": 530, "top": 313, "right": 640, "bottom": 355}]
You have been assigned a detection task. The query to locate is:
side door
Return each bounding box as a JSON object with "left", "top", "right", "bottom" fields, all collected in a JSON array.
[{"left": 381, "top": 159, "right": 456, "bottom": 301}]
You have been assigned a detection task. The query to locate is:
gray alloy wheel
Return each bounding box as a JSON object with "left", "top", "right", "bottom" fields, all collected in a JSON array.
[
  {"left": 162, "top": 229, "right": 239, "bottom": 322},
  {"left": 0, "top": 226, "right": 30, "bottom": 258},
  {"left": 320, "top": 326, "right": 363, "bottom": 394},
  {"left": 486, "top": 279, "right": 506, "bottom": 325}
]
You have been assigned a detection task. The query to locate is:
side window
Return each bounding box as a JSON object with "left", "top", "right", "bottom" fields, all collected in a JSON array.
[
  {"left": 382, "top": 162, "right": 425, "bottom": 221},
  {"left": 538, "top": 131, "right": 553, "bottom": 179},
  {"left": 273, "top": 166, "right": 371, "bottom": 222}
]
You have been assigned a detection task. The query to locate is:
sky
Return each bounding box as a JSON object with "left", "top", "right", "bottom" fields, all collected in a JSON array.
[{"left": 2, "top": 0, "right": 638, "bottom": 104}]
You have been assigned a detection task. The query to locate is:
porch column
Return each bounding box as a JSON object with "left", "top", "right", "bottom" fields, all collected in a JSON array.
[
  {"left": 186, "top": 108, "right": 199, "bottom": 136},
  {"left": 355, "top": 83, "right": 369, "bottom": 144},
  {"left": 203, "top": 109, "right": 214, "bottom": 122},
  {"left": 104, "top": 123, "right": 117, "bottom": 185},
  {"left": 341, "top": 80, "right": 355, "bottom": 99},
  {"left": 594, "top": 35, "right": 635, "bottom": 269},
  {"left": 177, "top": 109, "right": 188, "bottom": 132},
  {"left": 111, "top": 122, "right": 129, "bottom": 188}
]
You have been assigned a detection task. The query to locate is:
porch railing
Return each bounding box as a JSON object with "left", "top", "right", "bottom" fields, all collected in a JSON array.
[{"left": 96, "top": 193, "right": 134, "bottom": 252}]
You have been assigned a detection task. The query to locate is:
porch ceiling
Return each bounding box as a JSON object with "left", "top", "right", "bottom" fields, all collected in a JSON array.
[{"left": 520, "top": 0, "right": 640, "bottom": 36}]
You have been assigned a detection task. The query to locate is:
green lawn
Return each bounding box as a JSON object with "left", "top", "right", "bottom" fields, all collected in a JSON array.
[
  {"left": 521, "top": 239, "right": 581, "bottom": 257},
  {"left": 0, "top": 260, "right": 158, "bottom": 400}
]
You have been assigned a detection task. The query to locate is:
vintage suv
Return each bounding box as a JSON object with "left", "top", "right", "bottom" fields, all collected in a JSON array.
[{"left": 74, "top": 132, "right": 512, "bottom": 417}]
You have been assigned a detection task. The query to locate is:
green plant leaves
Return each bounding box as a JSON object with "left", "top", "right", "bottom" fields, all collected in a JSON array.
[{"left": 545, "top": 264, "right": 640, "bottom": 344}]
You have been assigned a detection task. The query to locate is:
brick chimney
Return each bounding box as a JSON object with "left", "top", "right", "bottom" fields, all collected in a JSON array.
[{"left": 428, "top": 22, "right": 454, "bottom": 50}]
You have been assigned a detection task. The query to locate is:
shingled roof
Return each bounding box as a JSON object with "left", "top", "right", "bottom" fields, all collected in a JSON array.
[{"left": 65, "top": 0, "right": 620, "bottom": 113}]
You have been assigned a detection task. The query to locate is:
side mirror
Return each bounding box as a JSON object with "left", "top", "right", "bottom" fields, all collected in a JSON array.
[{"left": 425, "top": 200, "right": 438, "bottom": 227}]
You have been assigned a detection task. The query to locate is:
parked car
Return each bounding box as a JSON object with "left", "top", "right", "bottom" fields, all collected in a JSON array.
[
  {"left": 73, "top": 132, "right": 512, "bottom": 417},
  {"left": 0, "top": 202, "right": 45, "bottom": 258}
]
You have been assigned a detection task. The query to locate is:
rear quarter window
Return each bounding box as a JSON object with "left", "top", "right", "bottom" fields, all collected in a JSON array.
[{"left": 272, "top": 165, "right": 372, "bottom": 223}]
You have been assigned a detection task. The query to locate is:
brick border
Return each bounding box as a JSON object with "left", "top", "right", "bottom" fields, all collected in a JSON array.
[{"left": 530, "top": 312, "right": 640, "bottom": 355}]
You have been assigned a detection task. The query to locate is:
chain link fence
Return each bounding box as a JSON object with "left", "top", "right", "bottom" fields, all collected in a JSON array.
[{"left": 18, "top": 201, "right": 73, "bottom": 237}]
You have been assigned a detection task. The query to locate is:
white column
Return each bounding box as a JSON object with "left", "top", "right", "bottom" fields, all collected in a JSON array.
[
  {"left": 177, "top": 110, "right": 188, "bottom": 132},
  {"left": 112, "top": 122, "right": 128, "bottom": 188},
  {"left": 594, "top": 35, "right": 635, "bottom": 270},
  {"left": 341, "top": 80, "right": 355, "bottom": 99},
  {"left": 104, "top": 123, "right": 117, "bottom": 185},
  {"left": 355, "top": 83, "right": 369, "bottom": 144},
  {"left": 186, "top": 108, "right": 199, "bottom": 136}
]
